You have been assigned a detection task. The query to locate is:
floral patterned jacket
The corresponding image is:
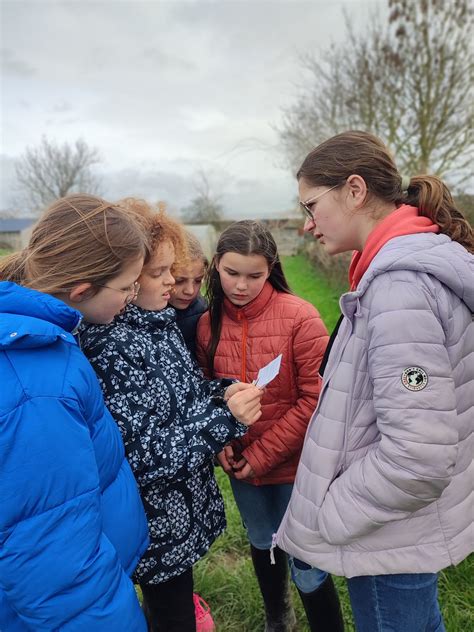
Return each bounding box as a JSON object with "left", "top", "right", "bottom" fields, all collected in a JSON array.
[{"left": 81, "top": 304, "right": 245, "bottom": 584}]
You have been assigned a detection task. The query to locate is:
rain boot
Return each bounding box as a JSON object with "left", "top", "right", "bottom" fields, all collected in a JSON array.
[
  {"left": 250, "top": 544, "right": 296, "bottom": 632},
  {"left": 297, "top": 575, "right": 344, "bottom": 632}
]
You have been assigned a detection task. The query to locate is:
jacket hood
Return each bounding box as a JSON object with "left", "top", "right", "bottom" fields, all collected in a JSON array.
[
  {"left": 0, "top": 281, "right": 81, "bottom": 350},
  {"left": 356, "top": 233, "right": 474, "bottom": 312}
]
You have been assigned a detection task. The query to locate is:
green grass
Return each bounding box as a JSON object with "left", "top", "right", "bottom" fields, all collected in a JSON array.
[
  {"left": 192, "top": 253, "right": 473, "bottom": 631},
  {"left": 0, "top": 248, "right": 12, "bottom": 256},
  {"left": 281, "top": 253, "right": 346, "bottom": 331}
]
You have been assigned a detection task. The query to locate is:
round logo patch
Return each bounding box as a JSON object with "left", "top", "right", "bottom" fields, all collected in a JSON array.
[{"left": 401, "top": 367, "right": 428, "bottom": 391}]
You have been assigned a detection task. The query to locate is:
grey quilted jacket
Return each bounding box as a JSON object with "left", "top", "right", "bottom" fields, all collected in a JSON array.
[{"left": 277, "top": 233, "right": 474, "bottom": 577}]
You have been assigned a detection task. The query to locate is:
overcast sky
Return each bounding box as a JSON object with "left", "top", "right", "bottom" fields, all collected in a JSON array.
[{"left": 1, "top": 0, "right": 383, "bottom": 218}]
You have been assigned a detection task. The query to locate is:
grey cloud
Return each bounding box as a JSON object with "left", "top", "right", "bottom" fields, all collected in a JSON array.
[
  {"left": 0, "top": 154, "right": 30, "bottom": 213},
  {"left": 99, "top": 167, "right": 190, "bottom": 210},
  {"left": 142, "top": 47, "right": 196, "bottom": 72},
  {"left": 0, "top": 48, "right": 36, "bottom": 77},
  {"left": 2, "top": 0, "right": 376, "bottom": 218},
  {"left": 52, "top": 101, "right": 73, "bottom": 113},
  {"left": 99, "top": 165, "right": 296, "bottom": 219}
]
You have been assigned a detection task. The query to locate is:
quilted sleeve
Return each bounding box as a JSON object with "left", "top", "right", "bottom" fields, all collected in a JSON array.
[
  {"left": 318, "top": 276, "right": 459, "bottom": 545},
  {"left": 83, "top": 335, "right": 244, "bottom": 489},
  {"left": 196, "top": 311, "right": 212, "bottom": 378},
  {"left": 243, "top": 304, "right": 329, "bottom": 477},
  {"left": 0, "top": 397, "right": 146, "bottom": 631}
]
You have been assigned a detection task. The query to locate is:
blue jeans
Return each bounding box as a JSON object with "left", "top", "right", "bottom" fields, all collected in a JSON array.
[
  {"left": 230, "top": 478, "right": 327, "bottom": 593},
  {"left": 347, "top": 573, "right": 446, "bottom": 632}
]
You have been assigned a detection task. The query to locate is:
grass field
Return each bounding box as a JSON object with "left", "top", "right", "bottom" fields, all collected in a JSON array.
[
  {"left": 281, "top": 253, "right": 346, "bottom": 331},
  {"left": 193, "top": 253, "right": 473, "bottom": 631}
]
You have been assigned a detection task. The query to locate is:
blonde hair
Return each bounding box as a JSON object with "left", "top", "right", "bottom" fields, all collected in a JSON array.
[
  {"left": 172, "top": 231, "right": 208, "bottom": 276},
  {"left": 186, "top": 231, "right": 207, "bottom": 263},
  {"left": 0, "top": 194, "right": 149, "bottom": 294},
  {"left": 117, "top": 198, "right": 188, "bottom": 267}
]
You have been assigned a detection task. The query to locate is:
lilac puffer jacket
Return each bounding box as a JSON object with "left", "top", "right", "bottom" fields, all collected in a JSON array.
[{"left": 277, "top": 233, "right": 474, "bottom": 577}]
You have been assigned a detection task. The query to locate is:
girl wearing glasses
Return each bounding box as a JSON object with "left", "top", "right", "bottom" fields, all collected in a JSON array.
[
  {"left": 80, "top": 200, "right": 263, "bottom": 632},
  {"left": 196, "top": 221, "right": 344, "bottom": 632},
  {"left": 0, "top": 194, "right": 150, "bottom": 631},
  {"left": 277, "top": 130, "right": 474, "bottom": 632}
]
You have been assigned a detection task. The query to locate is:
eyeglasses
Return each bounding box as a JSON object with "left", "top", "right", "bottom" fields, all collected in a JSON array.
[
  {"left": 300, "top": 184, "right": 341, "bottom": 221},
  {"left": 95, "top": 281, "right": 140, "bottom": 305}
]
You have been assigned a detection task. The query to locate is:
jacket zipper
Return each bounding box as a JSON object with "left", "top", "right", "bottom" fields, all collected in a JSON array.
[
  {"left": 237, "top": 311, "right": 248, "bottom": 382},
  {"left": 313, "top": 314, "right": 354, "bottom": 479},
  {"left": 319, "top": 297, "right": 363, "bottom": 477}
]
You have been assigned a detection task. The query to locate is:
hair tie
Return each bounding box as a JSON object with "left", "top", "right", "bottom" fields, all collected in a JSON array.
[{"left": 401, "top": 174, "right": 411, "bottom": 193}]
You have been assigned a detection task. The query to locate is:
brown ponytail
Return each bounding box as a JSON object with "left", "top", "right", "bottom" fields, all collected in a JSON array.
[{"left": 405, "top": 175, "right": 474, "bottom": 253}]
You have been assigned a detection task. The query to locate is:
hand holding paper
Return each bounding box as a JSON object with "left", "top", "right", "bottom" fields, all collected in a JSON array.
[
  {"left": 226, "top": 384, "right": 263, "bottom": 426},
  {"left": 254, "top": 354, "right": 282, "bottom": 388},
  {"left": 223, "top": 355, "right": 282, "bottom": 426}
]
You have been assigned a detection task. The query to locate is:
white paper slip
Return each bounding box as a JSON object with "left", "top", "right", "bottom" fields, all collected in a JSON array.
[{"left": 254, "top": 354, "right": 282, "bottom": 388}]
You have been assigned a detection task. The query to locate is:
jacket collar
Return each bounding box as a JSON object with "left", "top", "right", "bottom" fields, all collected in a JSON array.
[
  {"left": 348, "top": 205, "right": 438, "bottom": 290},
  {"left": 0, "top": 281, "right": 81, "bottom": 350},
  {"left": 340, "top": 232, "right": 474, "bottom": 320},
  {"left": 223, "top": 281, "right": 275, "bottom": 321},
  {"left": 116, "top": 303, "right": 177, "bottom": 330},
  {"left": 173, "top": 295, "right": 207, "bottom": 320},
  {"left": 0, "top": 281, "right": 82, "bottom": 330}
]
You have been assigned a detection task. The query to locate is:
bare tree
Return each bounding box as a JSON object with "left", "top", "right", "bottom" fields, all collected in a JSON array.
[
  {"left": 15, "top": 137, "right": 102, "bottom": 211},
  {"left": 182, "top": 169, "right": 224, "bottom": 223},
  {"left": 278, "top": 0, "right": 473, "bottom": 182}
]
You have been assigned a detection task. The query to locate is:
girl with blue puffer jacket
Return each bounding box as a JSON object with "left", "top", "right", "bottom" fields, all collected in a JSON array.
[{"left": 0, "top": 194, "right": 150, "bottom": 631}]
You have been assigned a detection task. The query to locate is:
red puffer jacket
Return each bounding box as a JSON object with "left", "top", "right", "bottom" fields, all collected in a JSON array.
[{"left": 196, "top": 282, "right": 329, "bottom": 485}]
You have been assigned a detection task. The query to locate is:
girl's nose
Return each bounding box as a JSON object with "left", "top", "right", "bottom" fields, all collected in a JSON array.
[
  {"left": 183, "top": 281, "right": 194, "bottom": 295},
  {"left": 303, "top": 216, "right": 316, "bottom": 234},
  {"left": 165, "top": 270, "right": 175, "bottom": 286},
  {"left": 236, "top": 278, "right": 247, "bottom": 290}
]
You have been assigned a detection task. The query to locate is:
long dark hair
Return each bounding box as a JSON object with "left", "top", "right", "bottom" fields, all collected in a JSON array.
[
  {"left": 298, "top": 130, "right": 473, "bottom": 253},
  {"left": 205, "top": 220, "right": 292, "bottom": 374}
]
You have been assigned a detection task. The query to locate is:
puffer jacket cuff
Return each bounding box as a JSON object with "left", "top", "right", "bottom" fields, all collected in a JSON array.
[{"left": 241, "top": 446, "right": 265, "bottom": 478}]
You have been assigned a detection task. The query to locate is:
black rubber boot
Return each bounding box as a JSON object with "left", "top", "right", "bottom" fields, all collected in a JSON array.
[
  {"left": 250, "top": 544, "right": 296, "bottom": 632},
  {"left": 140, "top": 570, "right": 196, "bottom": 632},
  {"left": 297, "top": 575, "right": 344, "bottom": 632}
]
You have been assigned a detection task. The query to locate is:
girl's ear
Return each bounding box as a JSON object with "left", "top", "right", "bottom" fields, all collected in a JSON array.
[
  {"left": 346, "top": 174, "right": 367, "bottom": 207},
  {"left": 68, "top": 282, "right": 94, "bottom": 304}
]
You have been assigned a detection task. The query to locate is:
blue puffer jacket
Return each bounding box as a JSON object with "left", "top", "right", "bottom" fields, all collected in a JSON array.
[{"left": 0, "top": 282, "right": 149, "bottom": 631}]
